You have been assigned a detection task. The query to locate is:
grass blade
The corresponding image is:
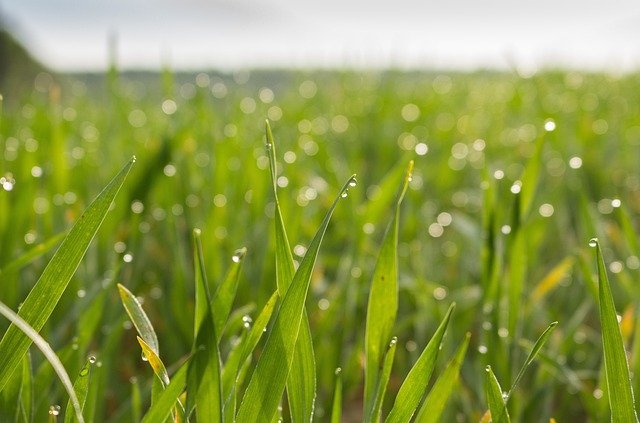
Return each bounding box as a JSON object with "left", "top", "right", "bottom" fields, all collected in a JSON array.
[
  {"left": 0, "top": 157, "right": 134, "bottom": 390},
  {"left": 266, "top": 120, "right": 316, "bottom": 422},
  {"left": 212, "top": 247, "right": 246, "bottom": 340},
  {"left": 591, "top": 238, "right": 639, "bottom": 421},
  {"left": 64, "top": 357, "right": 95, "bottom": 423},
  {"left": 141, "top": 358, "right": 189, "bottom": 423},
  {"left": 236, "top": 174, "right": 355, "bottom": 423},
  {"left": 507, "top": 321, "right": 558, "bottom": 399},
  {"left": 385, "top": 302, "right": 456, "bottom": 423},
  {"left": 364, "top": 160, "right": 413, "bottom": 419},
  {"left": 485, "top": 365, "right": 510, "bottom": 423},
  {"left": 0, "top": 301, "right": 84, "bottom": 423},
  {"left": 415, "top": 332, "right": 470, "bottom": 423},
  {"left": 118, "top": 284, "right": 160, "bottom": 356},
  {"left": 137, "top": 337, "right": 170, "bottom": 387},
  {"left": 368, "top": 337, "right": 397, "bottom": 423},
  {"left": 0, "top": 232, "right": 65, "bottom": 275},
  {"left": 330, "top": 368, "right": 343, "bottom": 423}
]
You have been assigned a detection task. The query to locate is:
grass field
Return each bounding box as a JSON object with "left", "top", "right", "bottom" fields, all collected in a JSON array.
[{"left": 1, "top": 68, "right": 640, "bottom": 422}]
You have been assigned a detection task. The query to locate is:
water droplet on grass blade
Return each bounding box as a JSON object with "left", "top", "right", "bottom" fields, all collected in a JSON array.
[
  {"left": 89, "top": 356, "right": 97, "bottom": 364},
  {"left": 349, "top": 178, "right": 357, "bottom": 187},
  {"left": 265, "top": 143, "right": 272, "bottom": 151},
  {"left": 48, "top": 405, "right": 61, "bottom": 416},
  {"left": 335, "top": 367, "right": 342, "bottom": 375},
  {"left": 141, "top": 352, "right": 148, "bottom": 362},
  {"left": 341, "top": 190, "right": 349, "bottom": 198},
  {"left": 589, "top": 238, "right": 598, "bottom": 247},
  {"left": 389, "top": 337, "right": 398, "bottom": 347},
  {"left": 485, "top": 365, "right": 491, "bottom": 372},
  {"left": 232, "top": 248, "right": 247, "bottom": 263}
]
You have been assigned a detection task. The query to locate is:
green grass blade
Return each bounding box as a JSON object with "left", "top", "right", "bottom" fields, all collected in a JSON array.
[
  {"left": 141, "top": 358, "right": 189, "bottom": 423},
  {"left": 188, "top": 229, "right": 224, "bottom": 422},
  {"left": 415, "top": 332, "right": 470, "bottom": 423},
  {"left": 0, "top": 301, "right": 84, "bottom": 423},
  {"left": 518, "top": 134, "right": 545, "bottom": 223},
  {"left": 485, "top": 365, "right": 510, "bottom": 423},
  {"left": 117, "top": 284, "right": 160, "bottom": 356},
  {"left": 507, "top": 321, "right": 558, "bottom": 399},
  {"left": 385, "top": 302, "right": 456, "bottom": 423},
  {"left": 21, "top": 353, "right": 33, "bottom": 423},
  {"left": 364, "top": 160, "right": 413, "bottom": 418},
  {"left": 236, "top": 175, "right": 355, "bottom": 423},
  {"left": 368, "top": 337, "right": 397, "bottom": 423},
  {"left": 0, "top": 157, "right": 134, "bottom": 391},
  {"left": 330, "top": 368, "right": 343, "bottom": 423},
  {"left": 266, "top": 120, "right": 316, "bottom": 423},
  {"left": 64, "top": 357, "right": 94, "bottom": 423},
  {"left": 591, "top": 238, "right": 639, "bottom": 421},
  {"left": 212, "top": 247, "right": 247, "bottom": 341},
  {"left": 222, "top": 290, "right": 279, "bottom": 411}
]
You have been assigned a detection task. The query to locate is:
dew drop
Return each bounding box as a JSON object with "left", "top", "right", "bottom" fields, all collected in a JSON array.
[
  {"left": 232, "top": 248, "right": 247, "bottom": 263},
  {"left": 335, "top": 367, "right": 342, "bottom": 375},
  {"left": 349, "top": 178, "right": 357, "bottom": 187},
  {"left": 89, "top": 355, "right": 97, "bottom": 364},
  {"left": 485, "top": 365, "right": 491, "bottom": 372},
  {"left": 341, "top": 190, "right": 349, "bottom": 198},
  {"left": 265, "top": 143, "right": 272, "bottom": 151},
  {"left": 389, "top": 337, "right": 398, "bottom": 347},
  {"left": 132, "top": 155, "right": 137, "bottom": 163},
  {"left": 589, "top": 238, "right": 598, "bottom": 248},
  {"left": 80, "top": 367, "right": 90, "bottom": 377},
  {"left": 141, "top": 352, "right": 148, "bottom": 362},
  {"left": 48, "top": 405, "right": 61, "bottom": 416}
]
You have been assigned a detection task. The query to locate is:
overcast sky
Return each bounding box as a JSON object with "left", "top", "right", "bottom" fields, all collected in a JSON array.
[{"left": 2, "top": 0, "right": 640, "bottom": 72}]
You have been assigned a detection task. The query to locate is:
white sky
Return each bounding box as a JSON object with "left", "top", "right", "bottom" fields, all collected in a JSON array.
[{"left": 2, "top": 0, "right": 640, "bottom": 72}]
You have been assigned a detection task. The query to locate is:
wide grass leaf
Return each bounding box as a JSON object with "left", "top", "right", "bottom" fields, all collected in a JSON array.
[
  {"left": 266, "top": 120, "right": 316, "bottom": 422},
  {"left": 385, "top": 303, "right": 455, "bottom": 423},
  {"left": 0, "top": 301, "right": 84, "bottom": 423},
  {"left": 0, "top": 157, "right": 134, "bottom": 391},
  {"left": 235, "top": 174, "right": 355, "bottom": 423},
  {"left": 364, "top": 160, "right": 413, "bottom": 419},
  {"left": 485, "top": 365, "right": 510, "bottom": 423},
  {"left": 415, "top": 332, "right": 470, "bottom": 423},
  {"left": 591, "top": 238, "right": 638, "bottom": 421}
]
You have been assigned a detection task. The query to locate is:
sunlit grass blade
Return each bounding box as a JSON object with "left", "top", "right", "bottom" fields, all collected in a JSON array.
[
  {"left": 0, "top": 301, "right": 84, "bottom": 423},
  {"left": 330, "top": 368, "right": 343, "bottom": 423},
  {"left": 591, "top": 238, "right": 639, "bottom": 421},
  {"left": 118, "top": 284, "right": 160, "bottom": 356},
  {"left": 385, "top": 303, "right": 456, "bottom": 423},
  {"left": 0, "top": 157, "right": 134, "bottom": 390},
  {"left": 192, "top": 228, "right": 211, "bottom": 340},
  {"left": 415, "top": 332, "right": 470, "bottom": 423},
  {"left": 507, "top": 321, "right": 558, "bottom": 399},
  {"left": 137, "top": 337, "right": 170, "bottom": 387},
  {"left": 141, "top": 358, "right": 189, "bottom": 423},
  {"left": 364, "top": 160, "right": 413, "bottom": 418},
  {"left": 0, "top": 232, "right": 65, "bottom": 275},
  {"left": 236, "top": 175, "right": 355, "bottom": 423},
  {"left": 266, "top": 120, "right": 315, "bottom": 422},
  {"left": 530, "top": 257, "right": 574, "bottom": 302},
  {"left": 64, "top": 356, "right": 94, "bottom": 423},
  {"left": 485, "top": 365, "right": 510, "bottom": 423},
  {"left": 368, "top": 337, "right": 397, "bottom": 423}
]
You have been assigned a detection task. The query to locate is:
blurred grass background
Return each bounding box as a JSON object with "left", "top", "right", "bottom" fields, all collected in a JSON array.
[{"left": 2, "top": 28, "right": 640, "bottom": 421}]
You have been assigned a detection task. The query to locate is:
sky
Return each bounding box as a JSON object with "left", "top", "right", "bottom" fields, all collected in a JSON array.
[{"left": 2, "top": 0, "right": 640, "bottom": 72}]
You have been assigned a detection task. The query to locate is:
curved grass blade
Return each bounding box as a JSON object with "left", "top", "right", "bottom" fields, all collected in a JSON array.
[
  {"left": 415, "top": 332, "right": 470, "bottom": 423},
  {"left": 236, "top": 175, "right": 356, "bottom": 423},
  {"left": 368, "top": 337, "right": 397, "bottom": 423},
  {"left": 192, "top": 228, "right": 211, "bottom": 341},
  {"left": 591, "top": 238, "right": 639, "bottom": 421},
  {"left": 330, "top": 368, "right": 343, "bottom": 423},
  {"left": 0, "top": 301, "right": 84, "bottom": 423},
  {"left": 266, "top": 120, "right": 316, "bottom": 422},
  {"left": 0, "top": 157, "right": 134, "bottom": 391},
  {"left": 118, "top": 284, "right": 160, "bottom": 356},
  {"left": 141, "top": 358, "right": 189, "bottom": 423},
  {"left": 64, "top": 356, "right": 95, "bottom": 423},
  {"left": 485, "top": 365, "right": 510, "bottom": 423},
  {"left": 385, "top": 302, "right": 455, "bottom": 423},
  {"left": 364, "top": 160, "right": 413, "bottom": 419},
  {"left": 506, "top": 321, "right": 558, "bottom": 399}
]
